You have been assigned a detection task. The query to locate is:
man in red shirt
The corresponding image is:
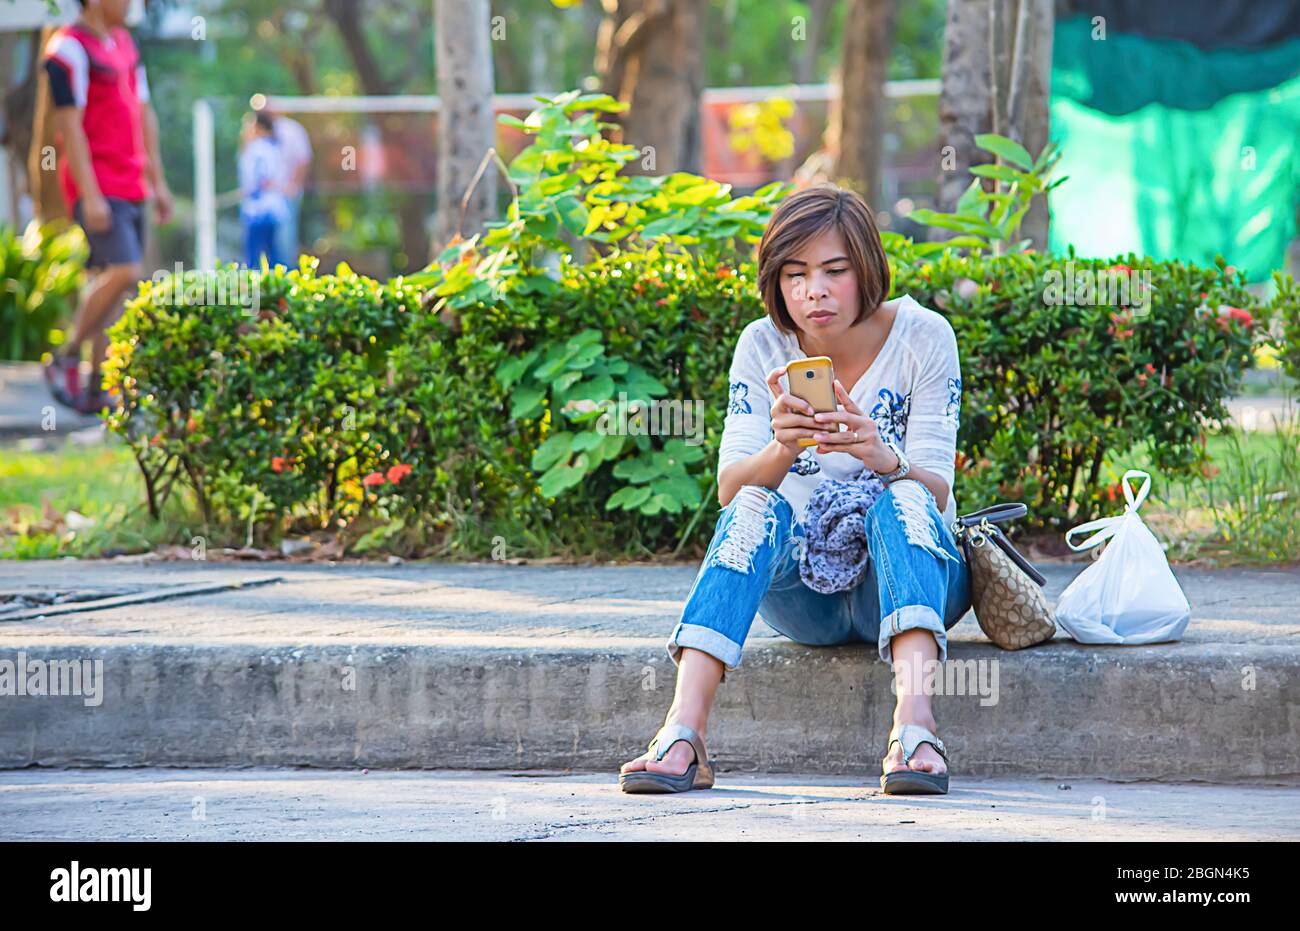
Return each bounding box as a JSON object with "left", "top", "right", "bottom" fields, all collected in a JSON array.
[{"left": 41, "top": 0, "right": 173, "bottom": 414}]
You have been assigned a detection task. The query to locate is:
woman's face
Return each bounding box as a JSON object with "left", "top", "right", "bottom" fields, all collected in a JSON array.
[{"left": 777, "top": 228, "right": 860, "bottom": 336}]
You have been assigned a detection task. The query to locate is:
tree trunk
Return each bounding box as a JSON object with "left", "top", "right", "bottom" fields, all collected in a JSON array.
[
  {"left": 322, "top": 0, "right": 434, "bottom": 269},
  {"left": 1018, "top": 0, "right": 1054, "bottom": 249},
  {"left": 794, "top": 0, "right": 836, "bottom": 85},
  {"left": 834, "top": 0, "right": 895, "bottom": 209},
  {"left": 938, "top": 0, "right": 1054, "bottom": 248},
  {"left": 0, "top": 31, "right": 40, "bottom": 224},
  {"left": 938, "top": 0, "right": 991, "bottom": 218},
  {"left": 596, "top": 0, "right": 704, "bottom": 176},
  {"left": 27, "top": 27, "right": 66, "bottom": 224},
  {"left": 432, "top": 0, "right": 497, "bottom": 253}
]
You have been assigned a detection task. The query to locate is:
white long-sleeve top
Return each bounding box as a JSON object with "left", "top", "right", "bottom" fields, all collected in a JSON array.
[{"left": 718, "top": 293, "right": 963, "bottom": 528}]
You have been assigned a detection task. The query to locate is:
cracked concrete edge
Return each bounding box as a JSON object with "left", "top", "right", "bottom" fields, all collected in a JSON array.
[{"left": 1, "top": 641, "right": 1296, "bottom": 781}]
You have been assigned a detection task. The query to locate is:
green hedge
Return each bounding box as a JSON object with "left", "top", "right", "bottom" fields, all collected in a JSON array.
[
  {"left": 101, "top": 90, "right": 1292, "bottom": 557},
  {"left": 103, "top": 246, "right": 1281, "bottom": 557}
]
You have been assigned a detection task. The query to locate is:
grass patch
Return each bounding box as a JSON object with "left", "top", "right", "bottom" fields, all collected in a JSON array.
[
  {"left": 0, "top": 435, "right": 202, "bottom": 559},
  {"left": 1103, "top": 404, "right": 1300, "bottom": 566}
]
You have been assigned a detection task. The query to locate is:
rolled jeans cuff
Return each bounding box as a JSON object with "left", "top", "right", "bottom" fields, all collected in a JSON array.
[
  {"left": 667, "top": 621, "right": 742, "bottom": 682},
  {"left": 877, "top": 604, "right": 948, "bottom": 665}
]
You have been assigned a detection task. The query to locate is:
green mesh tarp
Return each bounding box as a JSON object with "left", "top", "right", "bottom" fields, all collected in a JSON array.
[{"left": 1048, "top": 13, "right": 1300, "bottom": 280}]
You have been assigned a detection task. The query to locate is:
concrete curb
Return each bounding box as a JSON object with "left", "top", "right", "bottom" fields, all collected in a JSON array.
[{"left": 4, "top": 639, "right": 1297, "bottom": 782}]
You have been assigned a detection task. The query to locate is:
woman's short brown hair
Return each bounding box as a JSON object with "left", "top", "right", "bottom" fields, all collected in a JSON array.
[{"left": 756, "top": 183, "right": 891, "bottom": 334}]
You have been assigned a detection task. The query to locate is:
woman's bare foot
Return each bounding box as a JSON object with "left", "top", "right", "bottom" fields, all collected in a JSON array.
[
  {"left": 882, "top": 699, "right": 947, "bottom": 776},
  {"left": 883, "top": 629, "right": 946, "bottom": 777},
  {"left": 620, "top": 648, "right": 722, "bottom": 779},
  {"left": 619, "top": 712, "right": 706, "bottom": 777}
]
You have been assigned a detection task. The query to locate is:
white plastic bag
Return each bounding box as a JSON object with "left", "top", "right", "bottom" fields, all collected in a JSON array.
[{"left": 1055, "top": 469, "right": 1191, "bottom": 644}]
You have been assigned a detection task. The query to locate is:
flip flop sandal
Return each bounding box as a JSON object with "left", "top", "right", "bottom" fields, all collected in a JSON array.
[
  {"left": 880, "top": 723, "right": 950, "bottom": 795},
  {"left": 619, "top": 722, "right": 716, "bottom": 794}
]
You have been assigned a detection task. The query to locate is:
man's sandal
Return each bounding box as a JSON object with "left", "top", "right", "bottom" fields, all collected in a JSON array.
[
  {"left": 880, "top": 723, "right": 950, "bottom": 795},
  {"left": 619, "top": 722, "right": 716, "bottom": 794}
]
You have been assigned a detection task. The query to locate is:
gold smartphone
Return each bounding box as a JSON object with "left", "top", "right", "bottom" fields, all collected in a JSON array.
[{"left": 785, "top": 356, "right": 837, "bottom": 447}]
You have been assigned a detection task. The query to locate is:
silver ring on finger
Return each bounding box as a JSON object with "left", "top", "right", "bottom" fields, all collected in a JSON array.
[{"left": 851, "top": 431, "right": 858, "bottom": 443}]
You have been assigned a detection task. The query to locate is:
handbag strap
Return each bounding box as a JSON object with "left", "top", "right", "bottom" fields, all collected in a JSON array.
[
  {"left": 955, "top": 502, "right": 1027, "bottom": 528},
  {"left": 954, "top": 501, "right": 1047, "bottom": 588},
  {"left": 988, "top": 525, "right": 1048, "bottom": 586}
]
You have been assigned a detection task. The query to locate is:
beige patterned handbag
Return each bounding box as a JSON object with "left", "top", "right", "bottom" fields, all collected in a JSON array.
[{"left": 951, "top": 503, "right": 1056, "bottom": 650}]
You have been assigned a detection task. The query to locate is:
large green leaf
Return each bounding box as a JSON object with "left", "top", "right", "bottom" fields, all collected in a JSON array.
[
  {"left": 606, "top": 485, "right": 652, "bottom": 511},
  {"left": 612, "top": 456, "right": 658, "bottom": 484},
  {"left": 495, "top": 348, "right": 538, "bottom": 390},
  {"left": 553, "top": 369, "right": 584, "bottom": 392},
  {"left": 510, "top": 384, "right": 546, "bottom": 420},
  {"left": 969, "top": 163, "right": 1031, "bottom": 185},
  {"left": 974, "top": 133, "right": 1033, "bottom": 170},
  {"left": 912, "top": 235, "right": 989, "bottom": 255},
  {"left": 907, "top": 210, "right": 1001, "bottom": 239},
  {"left": 639, "top": 216, "right": 690, "bottom": 238},
  {"left": 570, "top": 430, "right": 605, "bottom": 453},
  {"left": 664, "top": 437, "right": 706, "bottom": 463},
  {"left": 531, "top": 431, "right": 574, "bottom": 471},
  {"left": 567, "top": 373, "right": 614, "bottom": 404},
  {"left": 534, "top": 346, "right": 576, "bottom": 381},
  {"left": 538, "top": 462, "right": 584, "bottom": 498},
  {"left": 657, "top": 473, "right": 703, "bottom": 507},
  {"left": 554, "top": 194, "right": 589, "bottom": 236}
]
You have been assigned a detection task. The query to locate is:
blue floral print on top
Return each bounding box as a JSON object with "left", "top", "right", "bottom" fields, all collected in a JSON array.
[
  {"left": 728, "top": 380, "right": 752, "bottom": 415},
  {"left": 946, "top": 377, "right": 962, "bottom": 430},
  {"left": 869, "top": 388, "right": 911, "bottom": 446}
]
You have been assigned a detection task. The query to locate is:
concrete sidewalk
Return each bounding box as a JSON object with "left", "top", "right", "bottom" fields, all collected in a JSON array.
[
  {"left": 3, "top": 767, "right": 1297, "bottom": 841},
  {"left": 1, "top": 559, "right": 1297, "bottom": 782},
  {"left": 0, "top": 362, "right": 102, "bottom": 440}
]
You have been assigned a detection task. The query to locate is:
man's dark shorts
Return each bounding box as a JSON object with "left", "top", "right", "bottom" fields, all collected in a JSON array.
[{"left": 73, "top": 196, "right": 145, "bottom": 268}]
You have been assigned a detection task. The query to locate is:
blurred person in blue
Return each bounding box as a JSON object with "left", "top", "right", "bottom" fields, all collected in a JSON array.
[
  {"left": 238, "top": 111, "right": 289, "bottom": 269},
  {"left": 270, "top": 109, "right": 313, "bottom": 265}
]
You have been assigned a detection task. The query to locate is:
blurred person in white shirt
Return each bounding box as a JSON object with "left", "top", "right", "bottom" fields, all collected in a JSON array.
[{"left": 238, "top": 111, "right": 289, "bottom": 269}]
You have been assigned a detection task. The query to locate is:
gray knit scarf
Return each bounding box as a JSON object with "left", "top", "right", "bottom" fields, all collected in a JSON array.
[{"left": 798, "top": 469, "right": 887, "bottom": 594}]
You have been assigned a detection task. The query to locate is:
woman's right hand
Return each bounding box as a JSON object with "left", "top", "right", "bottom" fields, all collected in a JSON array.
[{"left": 765, "top": 365, "right": 823, "bottom": 456}]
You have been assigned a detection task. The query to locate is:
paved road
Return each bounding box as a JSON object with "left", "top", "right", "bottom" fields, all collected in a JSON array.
[{"left": 2, "top": 768, "right": 1297, "bottom": 841}]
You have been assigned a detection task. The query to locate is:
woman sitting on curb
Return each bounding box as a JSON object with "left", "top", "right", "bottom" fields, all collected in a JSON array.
[{"left": 619, "top": 183, "right": 971, "bottom": 796}]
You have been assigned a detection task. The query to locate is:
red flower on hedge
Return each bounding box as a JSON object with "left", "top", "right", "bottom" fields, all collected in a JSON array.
[
  {"left": 1108, "top": 263, "right": 1131, "bottom": 274},
  {"left": 1225, "top": 306, "right": 1253, "bottom": 326},
  {"left": 386, "top": 463, "right": 412, "bottom": 484},
  {"left": 271, "top": 456, "right": 289, "bottom": 473},
  {"left": 362, "top": 471, "right": 387, "bottom": 487}
]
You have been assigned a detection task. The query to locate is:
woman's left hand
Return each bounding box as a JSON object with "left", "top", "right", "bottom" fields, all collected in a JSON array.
[{"left": 811, "top": 379, "right": 899, "bottom": 474}]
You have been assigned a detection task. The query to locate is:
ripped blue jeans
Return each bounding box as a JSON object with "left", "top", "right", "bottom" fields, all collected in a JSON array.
[{"left": 667, "top": 481, "right": 972, "bottom": 680}]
